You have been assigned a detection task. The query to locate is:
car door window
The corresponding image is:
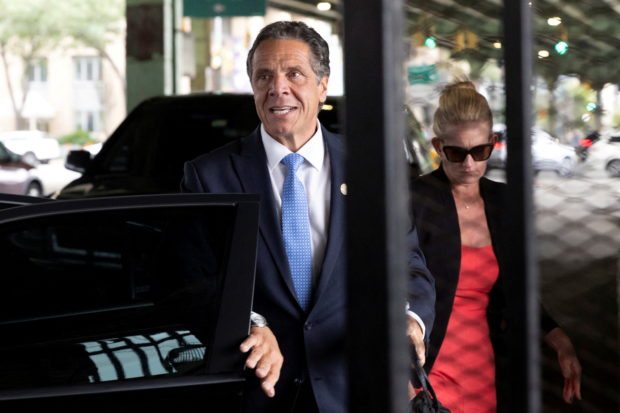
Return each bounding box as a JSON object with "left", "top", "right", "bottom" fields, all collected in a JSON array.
[{"left": 0, "top": 194, "right": 257, "bottom": 397}]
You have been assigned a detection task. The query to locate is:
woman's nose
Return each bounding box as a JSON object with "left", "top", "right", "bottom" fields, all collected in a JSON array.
[{"left": 462, "top": 154, "right": 475, "bottom": 167}]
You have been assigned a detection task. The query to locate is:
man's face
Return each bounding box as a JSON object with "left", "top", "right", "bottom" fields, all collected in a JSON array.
[{"left": 250, "top": 38, "right": 328, "bottom": 146}]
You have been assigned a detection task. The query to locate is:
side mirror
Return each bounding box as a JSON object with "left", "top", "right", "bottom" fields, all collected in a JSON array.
[{"left": 65, "top": 150, "right": 92, "bottom": 173}]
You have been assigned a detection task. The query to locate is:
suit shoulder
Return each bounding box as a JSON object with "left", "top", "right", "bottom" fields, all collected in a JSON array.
[
  {"left": 410, "top": 171, "right": 443, "bottom": 196},
  {"left": 323, "top": 129, "right": 345, "bottom": 151},
  {"left": 187, "top": 137, "right": 244, "bottom": 169},
  {"left": 481, "top": 176, "right": 507, "bottom": 195}
]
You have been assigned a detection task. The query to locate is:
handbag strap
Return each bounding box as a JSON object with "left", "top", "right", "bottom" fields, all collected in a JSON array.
[{"left": 411, "top": 352, "right": 441, "bottom": 411}]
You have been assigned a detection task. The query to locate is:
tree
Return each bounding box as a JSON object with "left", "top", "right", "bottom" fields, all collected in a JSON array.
[
  {"left": 61, "top": 0, "right": 126, "bottom": 100},
  {"left": 0, "top": 0, "right": 125, "bottom": 129},
  {"left": 0, "top": 0, "right": 66, "bottom": 128}
]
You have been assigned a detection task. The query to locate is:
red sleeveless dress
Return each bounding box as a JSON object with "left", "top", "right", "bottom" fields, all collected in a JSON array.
[{"left": 429, "top": 244, "right": 499, "bottom": 413}]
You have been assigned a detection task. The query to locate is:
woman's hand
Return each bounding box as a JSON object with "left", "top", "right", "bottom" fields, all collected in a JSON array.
[{"left": 544, "top": 327, "right": 582, "bottom": 403}]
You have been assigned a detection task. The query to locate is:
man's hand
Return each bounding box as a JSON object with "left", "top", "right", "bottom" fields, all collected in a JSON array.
[
  {"left": 240, "top": 326, "right": 283, "bottom": 398},
  {"left": 407, "top": 317, "right": 426, "bottom": 367},
  {"left": 544, "top": 327, "right": 582, "bottom": 404}
]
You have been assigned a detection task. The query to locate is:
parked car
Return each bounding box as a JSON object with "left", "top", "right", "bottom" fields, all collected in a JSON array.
[
  {"left": 0, "top": 193, "right": 259, "bottom": 412},
  {"left": 577, "top": 131, "right": 620, "bottom": 177},
  {"left": 0, "top": 130, "right": 62, "bottom": 164},
  {"left": 531, "top": 128, "right": 577, "bottom": 177},
  {"left": 0, "top": 141, "right": 44, "bottom": 196},
  {"left": 487, "top": 125, "right": 577, "bottom": 177},
  {"left": 58, "top": 93, "right": 433, "bottom": 199},
  {"left": 487, "top": 123, "right": 507, "bottom": 170}
]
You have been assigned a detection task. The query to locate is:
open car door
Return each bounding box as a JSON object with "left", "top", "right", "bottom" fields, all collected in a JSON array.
[{"left": 0, "top": 193, "right": 258, "bottom": 413}]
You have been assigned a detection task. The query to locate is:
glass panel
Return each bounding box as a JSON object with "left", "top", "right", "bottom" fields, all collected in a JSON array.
[
  {"left": 533, "top": 2, "right": 620, "bottom": 411},
  {"left": 0, "top": 204, "right": 237, "bottom": 390},
  {"left": 406, "top": 1, "right": 619, "bottom": 411}
]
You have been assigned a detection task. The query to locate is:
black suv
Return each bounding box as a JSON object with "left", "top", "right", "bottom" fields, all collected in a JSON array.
[{"left": 58, "top": 93, "right": 432, "bottom": 199}]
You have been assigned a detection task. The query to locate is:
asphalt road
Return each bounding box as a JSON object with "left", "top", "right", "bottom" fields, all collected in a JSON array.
[{"left": 534, "top": 173, "right": 620, "bottom": 412}]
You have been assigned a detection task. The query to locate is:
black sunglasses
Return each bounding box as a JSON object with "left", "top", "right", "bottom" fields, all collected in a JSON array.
[{"left": 442, "top": 143, "right": 494, "bottom": 162}]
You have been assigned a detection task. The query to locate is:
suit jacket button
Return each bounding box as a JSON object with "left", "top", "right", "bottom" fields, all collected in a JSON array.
[{"left": 304, "top": 322, "right": 312, "bottom": 331}]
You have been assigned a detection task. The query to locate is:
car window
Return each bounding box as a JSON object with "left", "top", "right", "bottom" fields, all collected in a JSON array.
[
  {"left": 0, "top": 194, "right": 257, "bottom": 397},
  {"left": 609, "top": 135, "right": 620, "bottom": 144},
  {"left": 85, "top": 95, "right": 343, "bottom": 195},
  {"left": 92, "top": 95, "right": 260, "bottom": 191}
]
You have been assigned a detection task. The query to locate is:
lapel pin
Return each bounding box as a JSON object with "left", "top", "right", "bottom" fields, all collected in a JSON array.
[{"left": 340, "top": 183, "right": 348, "bottom": 195}]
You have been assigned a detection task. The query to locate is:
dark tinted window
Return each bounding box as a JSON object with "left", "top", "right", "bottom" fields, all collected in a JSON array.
[
  {"left": 86, "top": 95, "right": 343, "bottom": 194},
  {"left": 0, "top": 198, "right": 254, "bottom": 394},
  {"left": 93, "top": 95, "right": 260, "bottom": 191}
]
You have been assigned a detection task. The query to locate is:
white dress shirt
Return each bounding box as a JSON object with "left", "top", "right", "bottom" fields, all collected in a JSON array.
[{"left": 261, "top": 122, "right": 331, "bottom": 285}]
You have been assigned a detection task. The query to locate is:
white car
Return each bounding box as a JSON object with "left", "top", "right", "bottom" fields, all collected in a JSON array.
[
  {"left": 487, "top": 125, "right": 577, "bottom": 177},
  {"left": 0, "top": 130, "right": 62, "bottom": 164},
  {"left": 579, "top": 133, "right": 620, "bottom": 177},
  {"left": 531, "top": 128, "right": 578, "bottom": 177}
]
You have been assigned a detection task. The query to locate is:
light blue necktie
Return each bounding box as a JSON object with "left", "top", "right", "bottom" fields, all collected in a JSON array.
[{"left": 281, "top": 153, "right": 313, "bottom": 311}]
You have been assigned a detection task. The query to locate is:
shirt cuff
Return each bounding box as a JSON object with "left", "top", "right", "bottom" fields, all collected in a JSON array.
[{"left": 406, "top": 302, "right": 426, "bottom": 338}]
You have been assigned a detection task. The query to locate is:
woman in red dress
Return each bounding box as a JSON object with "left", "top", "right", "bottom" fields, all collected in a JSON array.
[{"left": 410, "top": 81, "right": 582, "bottom": 412}]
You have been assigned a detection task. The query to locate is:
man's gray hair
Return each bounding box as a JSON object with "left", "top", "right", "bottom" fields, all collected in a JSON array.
[{"left": 246, "top": 21, "right": 330, "bottom": 83}]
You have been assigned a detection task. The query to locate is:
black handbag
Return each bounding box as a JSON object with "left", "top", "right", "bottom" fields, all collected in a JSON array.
[{"left": 409, "top": 356, "right": 451, "bottom": 413}]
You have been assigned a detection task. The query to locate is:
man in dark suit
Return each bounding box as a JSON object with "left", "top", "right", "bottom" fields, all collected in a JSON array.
[{"left": 181, "top": 21, "right": 435, "bottom": 413}]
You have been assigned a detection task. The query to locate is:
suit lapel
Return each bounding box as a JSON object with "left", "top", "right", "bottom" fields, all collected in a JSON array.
[
  {"left": 230, "top": 130, "right": 297, "bottom": 299},
  {"left": 312, "top": 128, "right": 346, "bottom": 306}
]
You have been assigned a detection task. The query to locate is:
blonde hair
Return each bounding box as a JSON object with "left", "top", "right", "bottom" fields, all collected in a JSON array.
[{"left": 432, "top": 81, "right": 493, "bottom": 138}]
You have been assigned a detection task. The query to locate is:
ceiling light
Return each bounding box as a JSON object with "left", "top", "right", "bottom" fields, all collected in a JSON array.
[
  {"left": 317, "top": 2, "right": 331, "bottom": 11},
  {"left": 538, "top": 50, "right": 550, "bottom": 58},
  {"left": 211, "top": 55, "right": 223, "bottom": 69},
  {"left": 547, "top": 17, "right": 562, "bottom": 26},
  {"left": 493, "top": 41, "right": 502, "bottom": 49}
]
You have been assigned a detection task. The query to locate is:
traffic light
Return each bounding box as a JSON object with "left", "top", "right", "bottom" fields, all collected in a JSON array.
[
  {"left": 554, "top": 41, "right": 568, "bottom": 55},
  {"left": 586, "top": 102, "right": 597, "bottom": 112},
  {"left": 424, "top": 36, "right": 437, "bottom": 49}
]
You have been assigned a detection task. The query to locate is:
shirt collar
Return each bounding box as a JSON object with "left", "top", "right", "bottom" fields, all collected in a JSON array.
[{"left": 261, "top": 122, "right": 325, "bottom": 172}]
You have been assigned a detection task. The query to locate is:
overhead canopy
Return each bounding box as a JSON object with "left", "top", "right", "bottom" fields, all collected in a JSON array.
[{"left": 287, "top": 0, "right": 620, "bottom": 87}]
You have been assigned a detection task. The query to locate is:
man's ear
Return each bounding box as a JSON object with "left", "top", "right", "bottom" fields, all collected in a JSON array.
[
  {"left": 318, "top": 76, "right": 329, "bottom": 102},
  {"left": 491, "top": 133, "right": 498, "bottom": 145},
  {"left": 431, "top": 137, "right": 442, "bottom": 154}
]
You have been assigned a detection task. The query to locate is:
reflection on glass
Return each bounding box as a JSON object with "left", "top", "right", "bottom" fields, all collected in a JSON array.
[
  {"left": 0, "top": 206, "right": 235, "bottom": 390},
  {"left": 81, "top": 330, "right": 205, "bottom": 383}
]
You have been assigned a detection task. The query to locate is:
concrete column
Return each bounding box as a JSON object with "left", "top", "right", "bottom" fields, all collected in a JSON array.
[
  {"left": 189, "top": 18, "right": 212, "bottom": 92},
  {"left": 126, "top": 0, "right": 183, "bottom": 111}
]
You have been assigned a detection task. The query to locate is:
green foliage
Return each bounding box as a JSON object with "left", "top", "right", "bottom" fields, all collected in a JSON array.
[
  {"left": 0, "top": 0, "right": 124, "bottom": 52},
  {"left": 0, "top": 0, "right": 66, "bottom": 55},
  {"left": 59, "top": 129, "right": 95, "bottom": 146},
  {"left": 61, "top": 0, "right": 125, "bottom": 52},
  {"left": 612, "top": 110, "right": 620, "bottom": 128},
  {"left": 0, "top": 0, "right": 125, "bottom": 123}
]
